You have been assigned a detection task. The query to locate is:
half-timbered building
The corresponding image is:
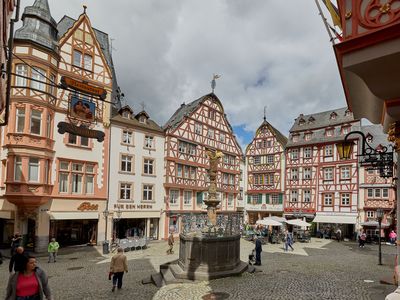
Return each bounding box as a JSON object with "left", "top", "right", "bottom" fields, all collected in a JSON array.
[
  {"left": 245, "top": 118, "right": 287, "bottom": 224},
  {"left": 108, "top": 105, "right": 165, "bottom": 241},
  {"left": 286, "top": 108, "right": 360, "bottom": 238},
  {"left": 163, "top": 93, "right": 243, "bottom": 237},
  {"left": 0, "top": 0, "right": 116, "bottom": 251},
  {"left": 358, "top": 125, "right": 396, "bottom": 239}
]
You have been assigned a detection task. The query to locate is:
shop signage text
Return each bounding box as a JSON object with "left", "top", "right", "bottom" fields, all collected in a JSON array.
[
  {"left": 77, "top": 202, "right": 99, "bottom": 211},
  {"left": 61, "top": 76, "right": 107, "bottom": 100},
  {"left": 58, "top": 122, "right": 105, "bottom": 142},
  {"left": 113, "top": 204, "right": 153, "bottom": 210}
]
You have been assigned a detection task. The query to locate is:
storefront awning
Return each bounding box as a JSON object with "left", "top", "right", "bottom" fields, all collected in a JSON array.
[
  {"left": 49, "top": 212, "right": 99, "bottom": 220},
  {"left": 313, "top": 215, "right": 357, "bottom": 224},
  {"left": 0, "top": 211, "right": 12, "bottom": 219}
]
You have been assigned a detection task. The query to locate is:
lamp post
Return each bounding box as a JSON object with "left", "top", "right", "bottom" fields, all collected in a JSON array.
[
  {"left": 102, "top": 209, "right": 110, "bottom": 254},
  {"left": 376, "top": 208, "right": 384, "bottom": 265}
]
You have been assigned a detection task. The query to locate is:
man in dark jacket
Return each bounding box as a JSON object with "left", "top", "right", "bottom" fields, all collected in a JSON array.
[
  {"left": 9, "top": 246, "right": 27, "bottom": 273},
  {"left": 255, "top": 237, "right": 262, "bottom": 265}
]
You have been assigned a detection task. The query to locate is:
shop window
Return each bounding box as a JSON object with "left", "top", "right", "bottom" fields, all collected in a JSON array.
[
  {"left": 142, "top": 184, "right": 153, "bottom": 201},
  {"left": 15, "top": 64, "right": 27, "bottom": 86},
  {"left": 28, "top": 157, "right": 39, "bottom": 182},
  {"left": 16, "top": 108, "right": 25, "bottom": 133},
  {"left": 30, "top": 109, "right": 42, "bottom": 135}
]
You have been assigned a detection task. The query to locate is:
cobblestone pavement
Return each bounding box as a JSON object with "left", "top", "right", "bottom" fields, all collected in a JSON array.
[{"left": 0, "top": 238, "right": 397, "bottom": 300}]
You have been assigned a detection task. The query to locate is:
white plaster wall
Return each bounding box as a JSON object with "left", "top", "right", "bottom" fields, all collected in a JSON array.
[{"left": 108, "top": 123, "right": 165, "bottom": 215}]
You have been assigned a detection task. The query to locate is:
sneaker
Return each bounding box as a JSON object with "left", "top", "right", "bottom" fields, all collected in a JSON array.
[{"left": 112, "top": 286, "right": 116, "bottom": 292}]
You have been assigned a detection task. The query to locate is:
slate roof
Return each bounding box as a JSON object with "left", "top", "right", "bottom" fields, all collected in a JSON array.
[
  {"left": 286, "top": 107, "right": 361, "bottom": 147},
  {"left": 111, "top": 110, "right": 164, "bottom": 134},
  {"left": 15, "top": 0, "right": 58, "bottom": 52},
  {"left": 360, "top": 125, "right": 392, "bottom": 149},
  {"left": 290, "top": 107, "right": 357, "bottom": 132}
]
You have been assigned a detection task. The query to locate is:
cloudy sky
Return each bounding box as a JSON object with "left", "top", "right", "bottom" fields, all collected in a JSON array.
[{"left": 28, "top": 0, "right": 346, "bottom": 148}]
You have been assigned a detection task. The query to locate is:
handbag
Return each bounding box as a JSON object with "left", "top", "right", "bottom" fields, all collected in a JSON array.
[{"left": 108, "top": 272, "right": 113, "bottom": 280}]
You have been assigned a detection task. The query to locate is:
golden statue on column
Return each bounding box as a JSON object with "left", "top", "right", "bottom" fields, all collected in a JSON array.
[{"left": 205, "top": 149, "right": 224, "bottom": 226}]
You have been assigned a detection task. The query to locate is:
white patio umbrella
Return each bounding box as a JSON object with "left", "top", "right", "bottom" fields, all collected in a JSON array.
[
  {"left": 286, "top": 219, "right": 312, "bottom": 227},
  {"left": 268, "top": 216, "right": 287, "bottom": 223},
  {"left": 256, "top": 218, "right": 283, "bottom": 226}
]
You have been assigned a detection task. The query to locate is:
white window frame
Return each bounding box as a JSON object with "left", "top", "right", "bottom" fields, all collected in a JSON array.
[
  {"left": 290, "top": 190, "right": 298, "bottom": 202},
  {"left": 324, "top": 145, "right": 333, "bottom": 156},
  {"left": 340, "top": 166, "right": 351, "bottom": 180},
  {"left": 324, "top": 167, "right": 333, "bottom": 181},
  {"left": 169, "top": 190, "right": 179, "bottom": 204},
  {"left": 303, "top": 167, "right": 311, "bottom": 179},
  {"left": 14, "top": 156, "right": 22, "bottom": 181},
  {"left": 324, "top": 194, "right": 333, "bottom": 206},
  {"left": 291, "top": 149, "right": 299, "bottom": 160},
  {"left": 28, "top": 157, "right": 40, "bottom": 182},
  {"left": 143, "top": 158, "right": 154, "bottom": 175},
  {"left": 15, "top": 64, "right": 27, "bottom": 86},
  {"left": 304, "top": 147, "right": 312, "bottom": 158},
  {"left": 120, "top": 183, "right": 132, "bottom": 200},
  {"left": 303, "top": 190, "right": 311, "bottom": 202},
  {"left": 16, "top": 108, "right": 25, "bottom": 133},
  {"left": 142, "top": 184, "right": 153, "bottom": 201},
  {"left": 184, "top": 191, "right": 192, "bottom": 205},
  {"left": 120, "top": 154, "right": 133, "bottom": 173},
  {"left": 341, "top": 193, "right": 350, "bottom": 206},
  {"left": 122, "top": 130, "right": 133, "bottom": 145},
  {"left": 30, "top": 67, "right": 46, "bottom": 91},
  {"left": 144, "top": 135, "right": 154, "bottom": 149},
  {"left": 30, "top": 109, "right": 42, "bottom": 135}
]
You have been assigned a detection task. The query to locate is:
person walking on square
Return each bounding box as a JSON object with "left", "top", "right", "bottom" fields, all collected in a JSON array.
[
  {"left": 284, "top": 229, "right": 294, "bottom": 252},
  {"left": 254, "top": 237, "right": 262, "bottom": 265},
  {"left": 6, "top": 255, "right": 52, "bottom": 300},
  {"left": 9, "top": 247, "right": 27, "bottom": 274},
  {"left": 336, "top": 228, "right": 342, "bottom": 242},
  {"left": 166, "top": 232, "right": 174, "bottom": 255},
  {"left": 109, "top": 247, "right": 128, "bottom": 292},
  {"left": 47, "top": 238, "right": 60, "bottom": 263},
  {"left": 389, "top": 230, "right": 397, "bottom": 245},
  {"left": 10, "top": 233, "right": 22, "bottom": 256},
  {"left": 359, "top": 230, "right": 367, "bottom": 248}
]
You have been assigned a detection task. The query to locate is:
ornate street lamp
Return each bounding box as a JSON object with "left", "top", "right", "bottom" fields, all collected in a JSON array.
[
  {"left": 376, "top": 208, "right": 384, "bottom": 265},
  {"left": 337, "top": 131, "right": 394, "bottom": 178},
  {"left": 102, "top": 209, "right": 110, "bottom": 254}
]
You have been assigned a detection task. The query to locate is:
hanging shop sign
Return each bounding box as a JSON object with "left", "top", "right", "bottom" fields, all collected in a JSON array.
[
  {"left": 113, "top": 204, "right": 153, "bottom": 210},
  {"left": 61, "top": 76, "right": 107, "bottom": 100},
  {"left": 70, "top": 95, "right": 96, "bottom": 123},
  {"left": 57, "top": 121, "right": 105, "bottom": 142},
  {"left": 77, "top": 202, "right": 99, "bottom": 211}
]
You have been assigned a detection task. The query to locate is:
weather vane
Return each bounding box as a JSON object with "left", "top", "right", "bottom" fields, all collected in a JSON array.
[
  {"left": 140, "top": 101, "right": 146, "bottom": 111},
  {"left": 211, "top": 74, "right": 221, "bottom": 93}
]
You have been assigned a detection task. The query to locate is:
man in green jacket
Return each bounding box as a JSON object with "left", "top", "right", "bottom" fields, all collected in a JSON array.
[{"left": 48, "top": 238, "right": 60, "bottom": 263}]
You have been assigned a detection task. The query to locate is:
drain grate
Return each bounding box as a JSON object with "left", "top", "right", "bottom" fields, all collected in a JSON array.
[
  {"left": 67, "top": 266, "right": 84, "bottom": 271},
  {"left": 202, "top": 292, "right": 230, "bottom": 300}
]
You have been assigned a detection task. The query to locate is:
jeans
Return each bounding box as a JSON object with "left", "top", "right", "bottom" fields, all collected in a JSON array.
[
  {"left": 48, "top": 252, "right": 57, "bottom": 262},
  {"left": 255, "top": 250, "right": 261, "bottom": 265},
  {"left": 285, "top": 239, "right": 294, "bottom": 251},
  {"left": 16, "top": 295, "right": 40, "bottom": 300},
  {"left": 112, "top": 272, "right": 124, "bottom": 289}
]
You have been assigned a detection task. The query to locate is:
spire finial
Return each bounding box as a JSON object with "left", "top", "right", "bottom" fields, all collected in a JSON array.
[
  {"left": 140, "top": 101, "right": 146, "bottom": 111},
  {"left": 263, "top": 106, "right": 267, "bottom": 121},
  {"left": 83, "top": 5, "right": 87, "bottom": 14},
  {"left": 211, "top": 74, "right": 221, "bottom": 93}
]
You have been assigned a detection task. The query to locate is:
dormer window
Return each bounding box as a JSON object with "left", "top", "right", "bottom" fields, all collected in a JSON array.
[
  {"left": 308, "top": 116, "right": 315, "bottom": 123},
  {"left": 292, "top": 134, "right": 299, "bottom": 142},
  {"left": 122, "top": 111, "right": 130, "bottom": 119},
  {"left": 298, "top": 118, "right": 305, "bottom": 126},
  {"left": 139, "top": 116, "right": 146, "bottom": 124},
  {"left": 342, "top": 126, "right": 350, "bottom": 135},
  {"left": 326, "top": 128, "right": 334, "bottom": 137},
  {"left": 345, "top": 109, "right": 352, "bottom": 116},
  {"left": 330, "top": 112, "right": 337, "bottom": 120}
]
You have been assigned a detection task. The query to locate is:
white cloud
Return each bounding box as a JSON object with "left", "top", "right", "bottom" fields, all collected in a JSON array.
[{"left": 43, "top": 0, "right": 346, "bottom": 140}]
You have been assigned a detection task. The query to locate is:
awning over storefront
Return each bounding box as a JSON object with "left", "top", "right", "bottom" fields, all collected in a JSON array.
[
  {"left": 313, "top": 215, "right": 357, "bottom": 224},
  {"left": 49, "top": 212, "right": 99, "bottom": 220},
  {"left": 0, "top": 211, "right": 12, "bottom": 219},
  {"left": 361, "top": 221, "right": 390, "bottom": 227}
]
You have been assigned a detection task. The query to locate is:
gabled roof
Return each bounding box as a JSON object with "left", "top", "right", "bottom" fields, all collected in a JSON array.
[
  {"left": 290, "top": 107, "right": 357, "bottom": 132},
  {"left": 163, "top": 93, "right": 242, "bottom": 154},
  {"left": 256, "top": 120, "right": 288, "bottom": 147},
  {"left": 111, "top": 111, "right": 163, "bottom": 134},
  {"left": 118, "top": 105, "right": 133, "bottom": 114}
]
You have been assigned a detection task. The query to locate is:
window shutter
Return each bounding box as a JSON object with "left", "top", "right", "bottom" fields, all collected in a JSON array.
[
  {"left": 196, "top": 192, "right": 203, "bottom": 204},
  {"left": 247, "top": 195, "right": 251, "bottom": 204},
  {"left": 279, "top": 194, "right": 283, "bottom": 204},
  {"left": 265, "top": 194, "right": 270, "bottom": 204},
  {"left": 258, "top": 194, "right": 263, "bottom": 204}
]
